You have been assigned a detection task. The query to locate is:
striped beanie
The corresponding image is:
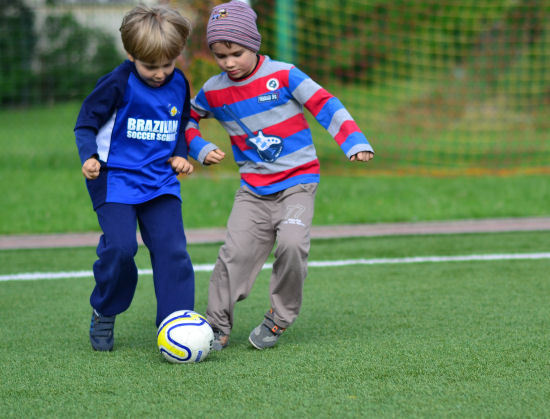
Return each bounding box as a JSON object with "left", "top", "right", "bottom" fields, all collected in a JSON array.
[{"left": 206, "top": 1, "right": 261, "bottom": 52}]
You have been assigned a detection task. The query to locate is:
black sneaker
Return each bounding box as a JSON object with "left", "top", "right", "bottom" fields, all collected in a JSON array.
[
  {"left": 248, "top": 318, "right": 286, "bottom": 350},
  {"left": 89, "top": 309, "right": 115, "bottom": 351},
  {"left": 212, "top": 329, "right": 230, "bottom": 351}
]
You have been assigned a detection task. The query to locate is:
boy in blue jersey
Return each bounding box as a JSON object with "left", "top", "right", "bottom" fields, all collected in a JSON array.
[{"left": 74, "top": 5, "right": 198, "bottom": 351}]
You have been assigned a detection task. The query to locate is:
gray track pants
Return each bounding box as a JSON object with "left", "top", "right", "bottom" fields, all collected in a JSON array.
[{"left": 206, "top": 183, "right": 318, "bottom": 335}]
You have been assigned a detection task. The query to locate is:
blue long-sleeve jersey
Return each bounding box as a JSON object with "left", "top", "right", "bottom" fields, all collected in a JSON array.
[{"left": 74, "top": 60, "right": 190, "bottom": 209}]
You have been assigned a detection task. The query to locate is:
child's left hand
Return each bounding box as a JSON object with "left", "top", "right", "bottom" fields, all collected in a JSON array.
[
  {"left": 168, "top": 156, "right": 194, "bottom": 175},
  {"left": 350, "top": 151, "right": 374, "bottom": 162}
]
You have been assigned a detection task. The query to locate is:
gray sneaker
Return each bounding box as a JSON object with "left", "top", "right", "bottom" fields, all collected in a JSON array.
[
  {"left": 212, "top": 329, "right": 230, "bottom": 351},
  {"left": 248, "top": 318, "right": 286, "bottom": 350}
]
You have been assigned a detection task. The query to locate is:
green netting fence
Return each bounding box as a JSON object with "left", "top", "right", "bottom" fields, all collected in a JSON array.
[
  {"left": 255, "top": 0, "right": 550, "bottom": 174},
  {"left": 2, "top": 0, "right": 549, "bottom": 174}
]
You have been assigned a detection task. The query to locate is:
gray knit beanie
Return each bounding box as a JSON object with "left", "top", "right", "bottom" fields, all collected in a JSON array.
[{"left": 206, "top": 1, "right": 261, "bottom": 52}]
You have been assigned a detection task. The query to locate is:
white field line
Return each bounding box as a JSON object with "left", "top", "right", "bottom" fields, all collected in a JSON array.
[{"left": 1, "top": 252, "right": 550, "bottom": 282}]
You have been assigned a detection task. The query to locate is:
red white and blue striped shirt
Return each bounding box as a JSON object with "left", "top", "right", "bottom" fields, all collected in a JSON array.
[{"left": 185, "top": 55, "right": 374, "bottom": 195}]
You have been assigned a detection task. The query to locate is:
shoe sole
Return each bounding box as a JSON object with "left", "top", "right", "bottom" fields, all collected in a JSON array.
[
  {"left": 91, "top": 346, "right": 113, "bottom": 352},
  {"left": 248, "top": 334, "right": 279, "bottom": 350},
  {"left": 248, "top": 335, "right": 265, "bottom": 350},
  {"left": 90, "top": 338, "right": 114, "bottom": 351}
]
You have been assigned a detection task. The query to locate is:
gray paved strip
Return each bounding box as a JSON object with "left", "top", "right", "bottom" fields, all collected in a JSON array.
[{"left": 1, "top": 217, "right": 550, "bottom": 250}]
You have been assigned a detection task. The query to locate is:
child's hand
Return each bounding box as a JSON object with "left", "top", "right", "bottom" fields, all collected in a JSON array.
[
  {"left": 350, "top": 151, "right": 374, "bottom": 162},
  {"left": 204, "top": 149, "right": 226, "bottom": 165},
  {"left": 82, "top": 157, "right": 101, "bottom": 179},
  {"left": 168, "top": 156, "right": 194, "bottom": 175}
]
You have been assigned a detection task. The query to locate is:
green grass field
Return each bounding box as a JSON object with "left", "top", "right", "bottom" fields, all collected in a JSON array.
[
  {"left": 1, "top": 103, "right": 550, "bottom": 235},
  {"left": 1, "top": 232, "right": 550, "bottom": 417},
  {"left": 1, "top": 102, "right": 549, "bottom": 416},
  {"left": 2, "top": 5, "right": 550, "bottom": 413}
]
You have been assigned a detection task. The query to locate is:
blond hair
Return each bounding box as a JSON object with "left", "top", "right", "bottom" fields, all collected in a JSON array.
[{"left": 120, "top": 5, "right": 191, "bottom": 63}]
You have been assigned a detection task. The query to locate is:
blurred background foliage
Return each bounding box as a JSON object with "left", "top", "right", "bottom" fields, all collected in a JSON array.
[
  {"left": 1, "top": 0, "right": 549, "bottom": 173},
  {"left": 0, "top": 0, "right": 121, "bottom": 105}
]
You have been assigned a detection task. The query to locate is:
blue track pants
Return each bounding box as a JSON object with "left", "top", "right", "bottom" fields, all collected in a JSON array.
[{"left": 90, "top": 194, "right": 194, "bottom": 326}]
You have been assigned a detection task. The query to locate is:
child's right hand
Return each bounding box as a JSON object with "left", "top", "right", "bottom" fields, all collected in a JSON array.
[
  {"left": 82, "top": 157, "right": 101, "bottom": 179},
  {"left": 204, "top": 148, "right": 226, "bottom": 165},
  {"left": 350, "top": 151, "right": 374, "bottom": 162}
]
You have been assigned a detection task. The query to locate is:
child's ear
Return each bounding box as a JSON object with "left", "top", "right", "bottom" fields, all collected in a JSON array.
[{"left": 126, "top": 52, "right": 135, "bottom": 62}]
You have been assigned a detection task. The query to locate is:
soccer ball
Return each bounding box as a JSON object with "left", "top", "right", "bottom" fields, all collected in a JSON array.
[{"left": 157, "top": 310, "right": 214, "bottom": 363}]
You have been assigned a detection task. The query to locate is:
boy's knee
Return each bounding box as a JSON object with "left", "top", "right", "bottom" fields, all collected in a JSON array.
[
  {"left": 219, "top": 243, "right": 242, "bottom": 263},
  {"left": 108, "top": 242, "right": 138, "bottom": 263},
  {"left": 218, "top": 242, "right": 261, "bottom": 266},
  {"left": 149, "top": 234, "right": 188, "bottom": 259},
  {"left": 276, "top": 233, "right": 308, "bottom": 258}
]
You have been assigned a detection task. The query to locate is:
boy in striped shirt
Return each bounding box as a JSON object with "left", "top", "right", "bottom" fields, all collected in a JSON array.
[{"left": 185, "top": 0, "right": 374, "bottom": 350}]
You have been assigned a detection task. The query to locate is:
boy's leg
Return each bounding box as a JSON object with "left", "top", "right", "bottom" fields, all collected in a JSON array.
[
  {"left": 207, "top": 187, "right": 276, "bottom": 335},
  {"left": 137, "top": 195, "right": 195, "bottom": 327},
  {"left": 268, "top": 183, "right": 317, "bottom": 328},
  {"left": 91, "top": 202, "right": 139, "bottom": 316}
]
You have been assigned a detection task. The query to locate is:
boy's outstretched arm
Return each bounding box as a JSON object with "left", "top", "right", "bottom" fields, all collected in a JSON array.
[
  {"left": 350, "top": 151, "right": 374, "bottom": 162},
  {"left": 289, "top": 67, "right": 374, "bottom": 160}
]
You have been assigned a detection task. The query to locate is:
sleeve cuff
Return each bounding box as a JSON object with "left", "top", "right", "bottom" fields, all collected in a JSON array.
[{"left": 197, "top": 143, "right": 220, "bottom": 165}]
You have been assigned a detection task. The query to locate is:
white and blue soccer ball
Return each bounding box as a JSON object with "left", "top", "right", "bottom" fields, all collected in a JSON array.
[{"left": 157, "top": 310, "right": 214, "bottom": 363}]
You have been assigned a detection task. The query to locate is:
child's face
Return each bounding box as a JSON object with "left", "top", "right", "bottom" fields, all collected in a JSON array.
[
  {"left": 211, "top": 42, "right": 257, "bottom": 80},
  {"left": 127, "top": 53, "right": 177, "bottom": 88}
]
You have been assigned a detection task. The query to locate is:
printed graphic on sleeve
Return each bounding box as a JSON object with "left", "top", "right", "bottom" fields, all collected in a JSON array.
[{"left": 222, "top": 104, "right": 283, "bottom": 163}]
